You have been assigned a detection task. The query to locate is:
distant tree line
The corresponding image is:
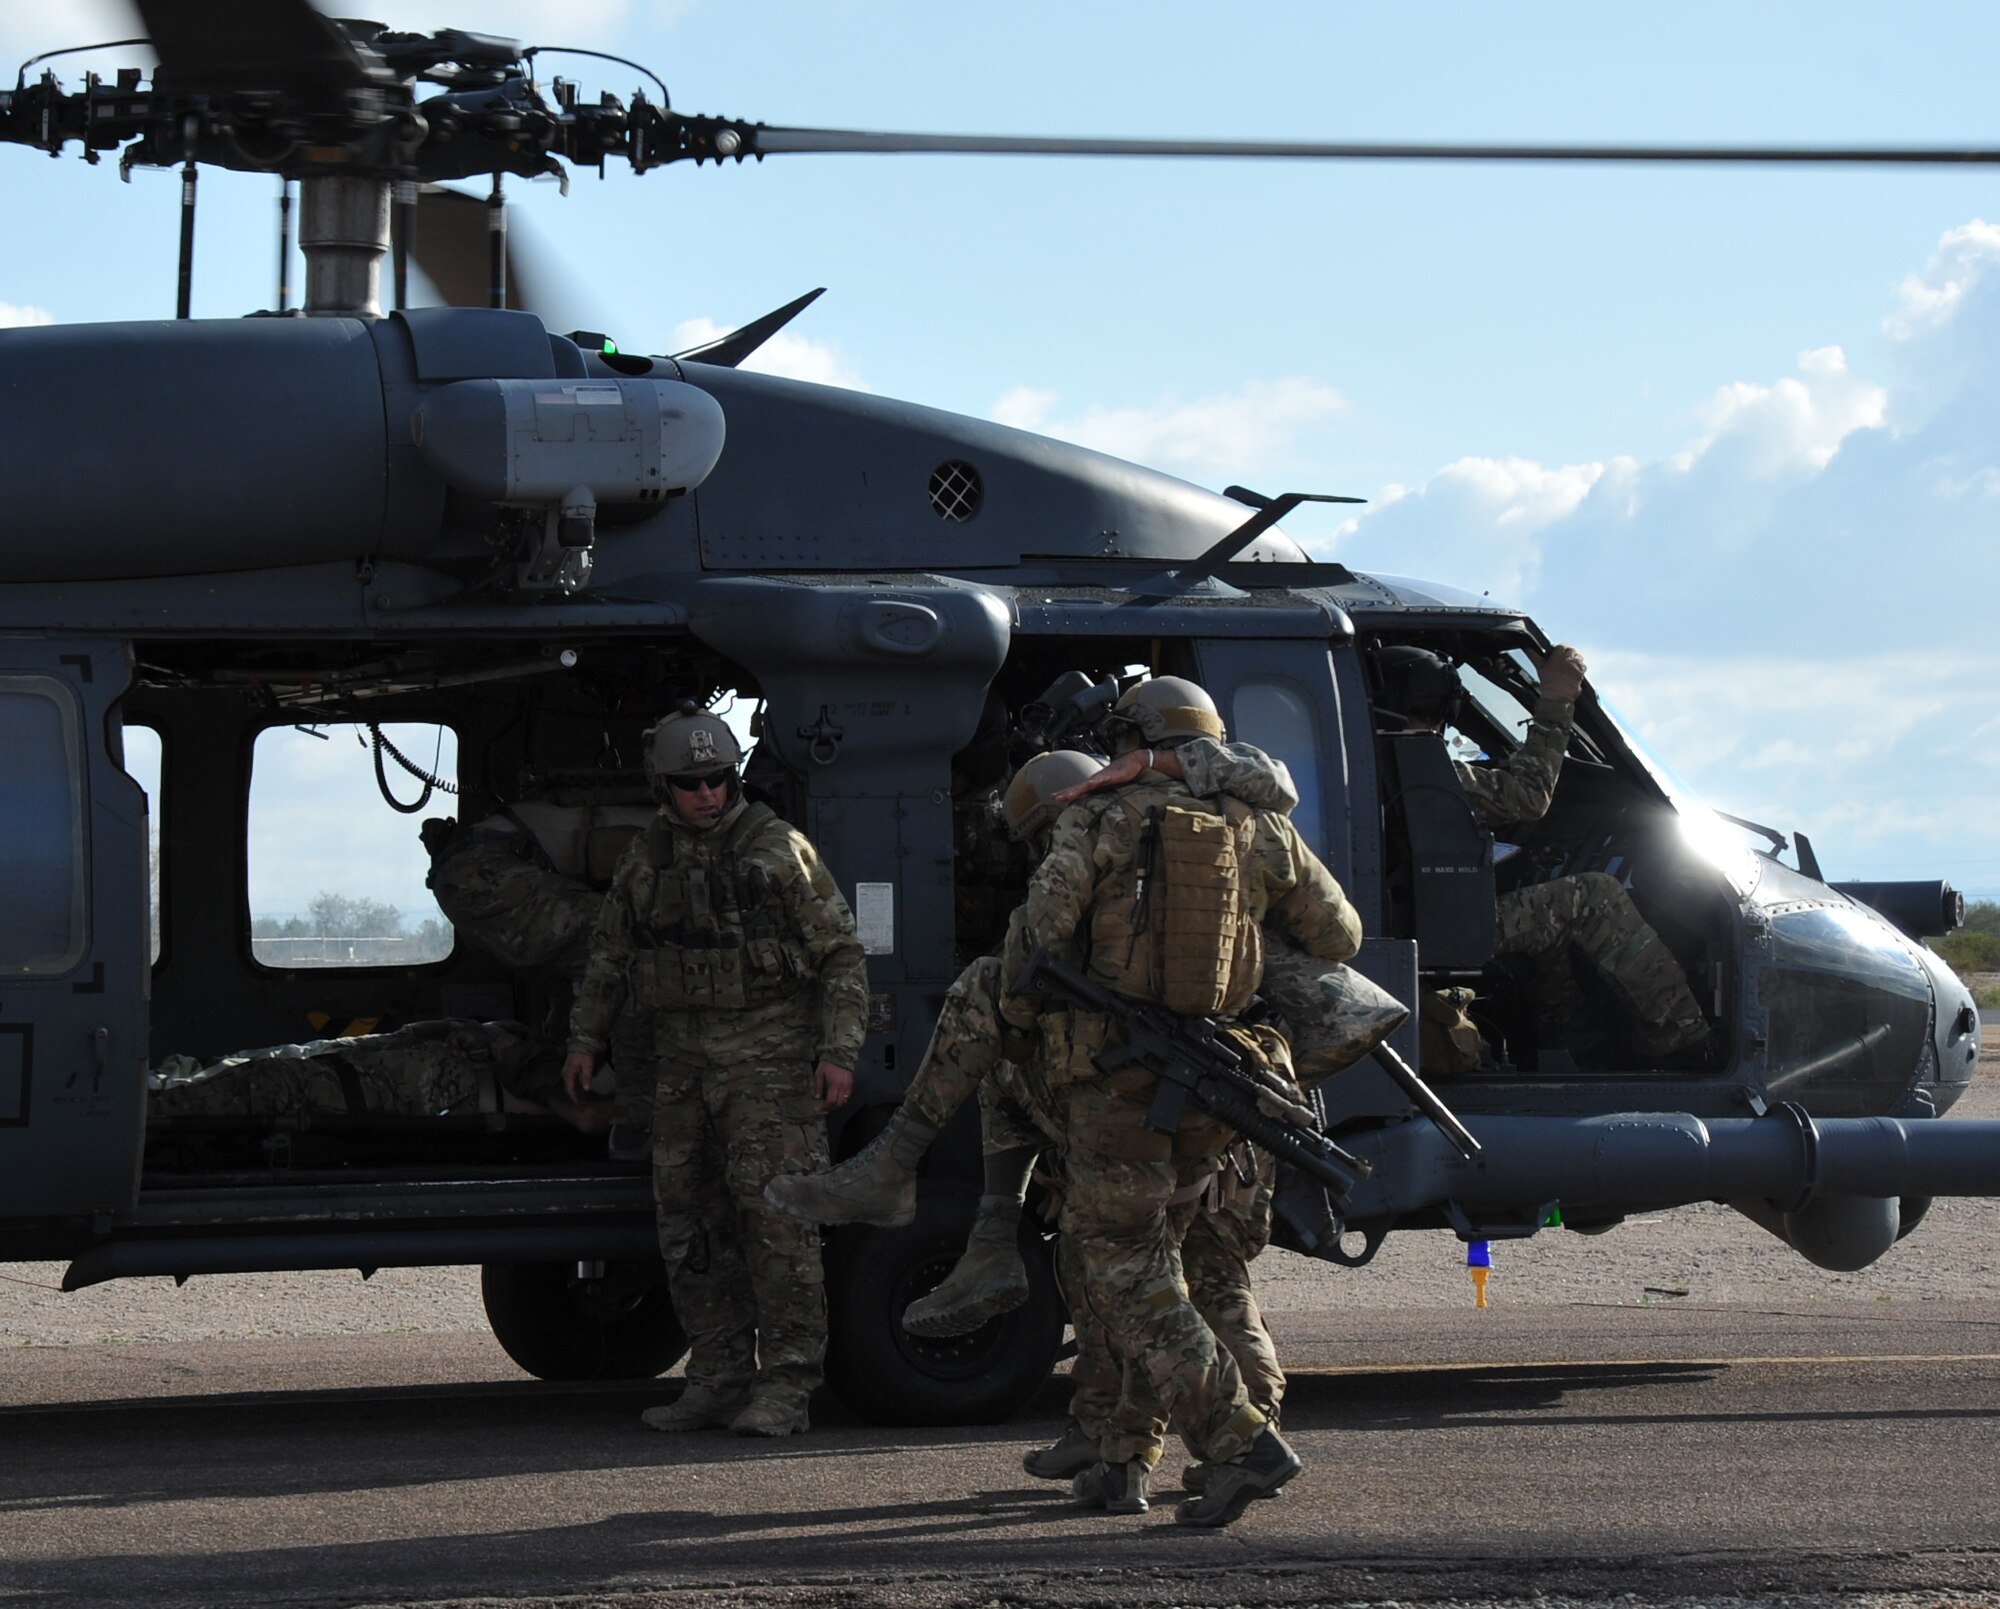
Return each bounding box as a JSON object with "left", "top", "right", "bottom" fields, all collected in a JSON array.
[
  {"left": 1936, "top": 900, "right": 2000, "bottom": 975},
  {"left": 250, "top": 892, "right": 451, "bottom": 966}
]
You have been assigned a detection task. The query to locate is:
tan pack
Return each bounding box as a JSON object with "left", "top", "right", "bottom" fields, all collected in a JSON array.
[
  {"left": 1418, "top": 986, "right": 1486, "bottom": 1074},
  {"left": 1090, "top": 794, "right": 1262, "bottom": 1017}
]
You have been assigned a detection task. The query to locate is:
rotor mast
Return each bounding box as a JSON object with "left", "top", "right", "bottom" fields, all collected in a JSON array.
[{"left": 298, "top": 176, "right": 391, "bottom": 318}]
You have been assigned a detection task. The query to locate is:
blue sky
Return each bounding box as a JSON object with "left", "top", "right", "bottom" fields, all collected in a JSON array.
[{"left": 6, "top": 1, "right": 1999, "bottom": 908}]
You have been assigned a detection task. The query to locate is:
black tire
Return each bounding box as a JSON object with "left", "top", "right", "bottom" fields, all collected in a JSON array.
[
  {"left": 824, "top": 1183, "right": 1064, "bottom": 1427},
  {"left": 480, "top": 1259, "right": 688, "bottom": 1381}
]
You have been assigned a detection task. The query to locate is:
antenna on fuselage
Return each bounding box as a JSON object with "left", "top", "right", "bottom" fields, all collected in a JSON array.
[{"left": 1179, "top": 486, "right": 1365, "bottom": 580}]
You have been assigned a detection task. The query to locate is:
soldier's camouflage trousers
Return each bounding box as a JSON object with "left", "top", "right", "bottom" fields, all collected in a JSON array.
[
  {"left": 1182, "top": 1145, "right": 1282, "bottom": 1426},
  {"left": 1059, "top": 1081, "right": 1266, "bottom": 1468},
  {"left": 651, "top": 1002, "right": 831, "bottom": 1405},
  {"left": 886, "top": 955, "right": 1067, "bottom": 1150},
  {"left": 1496, "top": 872, "right": 1706, "bottom": 1051},
  {"left": 1063, "top": 1142, "right": 1282, "bottom": 1464},
  {"left": 898, "top": 958, "right": 1038, "bottom": 1131},
  {"left": 149, "top": 1020, "right": 546, "bottom": 1119}
]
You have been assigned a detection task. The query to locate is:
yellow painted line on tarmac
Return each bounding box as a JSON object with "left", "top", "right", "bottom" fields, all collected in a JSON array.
[{"left": 1286, "top": 1352, "right": 2000, "bottom": 1375}]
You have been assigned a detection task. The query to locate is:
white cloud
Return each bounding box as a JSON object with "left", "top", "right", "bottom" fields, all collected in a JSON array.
[
  {"left": 1585, "top": 648, "right": 2000, "bottom": 887},
  {"left": 987, "top": 377, "right": 1345, "bottom": 484},
  {"left": 0, "top": 301, "right": 53, "bottom": 327},
  {"left": 1885, "top": 219, "right": 2000, "bottom": 339},
  {"left": 1315, "top": 220, "right": 2000, "bottom": 898},
  {"left": 667, "top": 317, "right": 864, "bottom": 389},
  {"left": 1312, "top": 454, "right": 1634, "bottom": 603},
  {"left": 1426, "top": 455, "right": 1611, "bottom": 532},
  {"left": 1330, "top": 341, "right": 1891, "bottom": 603},
  {"left": 1683, "top": 346, "right": 1886, "bottom": 477}
]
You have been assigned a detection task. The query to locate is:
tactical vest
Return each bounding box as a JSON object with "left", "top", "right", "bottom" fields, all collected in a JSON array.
[
  {"left": 1086, "top": 787, "right": 1263, "bottom": 1018},
  {"left": 626, "top": 802, "right": 808, "bottom": 1013}
]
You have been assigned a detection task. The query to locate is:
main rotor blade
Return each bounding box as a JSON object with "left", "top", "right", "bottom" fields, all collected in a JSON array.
[
  {"left": 405, "top": 186, "right": 534, "bottom": 313},
  {"left": 750, "top": 126, "right": 2000, "bottom": 166},
  {"left": 135, "top": 0, "right": 380, "bottom": 95}
]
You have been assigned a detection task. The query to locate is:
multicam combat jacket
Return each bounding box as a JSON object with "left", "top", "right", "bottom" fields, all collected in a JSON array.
[
  {"left": 1179, "top": 737, "right": 1298, "bottom": 816},
  {"left": 1454, "top": 693, "right": 1574, "bottom": 829},
  {"left": 567, "top": 797, "right": 868, "bottom": 1069}
]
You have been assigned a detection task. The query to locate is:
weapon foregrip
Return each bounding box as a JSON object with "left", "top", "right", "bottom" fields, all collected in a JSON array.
[{"left": 1198, "top": 1077, "right": 1369, "bottom": 1199}]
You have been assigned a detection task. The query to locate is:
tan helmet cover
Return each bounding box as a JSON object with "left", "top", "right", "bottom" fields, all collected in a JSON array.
[
  {"left": 644, "top": 709, "right": 744, "bottom": 785},
  {"left": 1002, "top": 749, "right": 1103, "bottom": 841},
  {"left": 1109, "top": 675, "right": 1225, "bottom": 747}
]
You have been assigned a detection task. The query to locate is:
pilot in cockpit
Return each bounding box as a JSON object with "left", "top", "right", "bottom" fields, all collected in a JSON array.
[{"left": 1376, "top": 642, "right": 1712, "bottom": 1068}]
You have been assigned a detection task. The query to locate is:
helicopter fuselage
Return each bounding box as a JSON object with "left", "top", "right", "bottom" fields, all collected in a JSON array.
[{"left": 0, "top": 307, "right": 1983, "bottom": 1419}]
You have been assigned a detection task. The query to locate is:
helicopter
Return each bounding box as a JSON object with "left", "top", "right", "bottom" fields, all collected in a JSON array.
[{"left": 0, "top": 0, "right": 1993, "bottom": 1425}]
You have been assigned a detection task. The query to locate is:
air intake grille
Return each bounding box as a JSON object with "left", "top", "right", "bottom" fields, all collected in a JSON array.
[{"left": 928, "top": 460, "right": 983, "bottom": 523}]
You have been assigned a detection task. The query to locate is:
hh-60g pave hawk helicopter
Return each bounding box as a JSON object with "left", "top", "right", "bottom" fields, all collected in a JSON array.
[{"left": 0, "top": 0, "right": 1992, "bottom": 1423}]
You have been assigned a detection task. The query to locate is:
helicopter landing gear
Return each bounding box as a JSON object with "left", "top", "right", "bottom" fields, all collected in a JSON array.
[
  {"left": 481, "top": 1258, "right": 688, "bottom": 1381},
  {"left": 824, "top": 1181, "right": 1063, "bottom": 1427}
]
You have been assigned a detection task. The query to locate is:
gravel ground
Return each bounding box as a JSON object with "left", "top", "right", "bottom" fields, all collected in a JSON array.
[{"left": 8, "top": 1027, "right": 1996, "bottom": 1349}]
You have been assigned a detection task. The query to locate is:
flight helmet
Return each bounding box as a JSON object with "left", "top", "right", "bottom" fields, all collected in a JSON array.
[{"left": 1373, "top": 646, "right": 1465, "bottom": 731}]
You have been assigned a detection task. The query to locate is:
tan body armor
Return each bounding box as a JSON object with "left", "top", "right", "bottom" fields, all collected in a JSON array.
[{"left": 621, "top": 803, "right": 810, "bottom": 1013}]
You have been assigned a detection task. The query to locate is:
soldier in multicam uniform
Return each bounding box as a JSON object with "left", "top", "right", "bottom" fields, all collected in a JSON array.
[
  {"left": 1016, "top": 741, "right": 1407, "bottom": 1505},
  {"left": 1375, "top": 643, "right": 1709, "bottom": 1063},
  {"left": 769, "top": 719, "right": 1403, "bottom": 1517},
  {"left": 149, "top": 1018, "right": 603, "bottom": 1129},
  {"left": 765, "top": 736, "right": 1304, "bottom": 1326},
  {"left": 562, "top": 705, "right": 867, "bottom": 1439},
  {"left": 996, "top": 675, "right": 1364, "bottom": 1527},
  {"left": 424, "top": 800, "right": 661, "bottom": 1157}
]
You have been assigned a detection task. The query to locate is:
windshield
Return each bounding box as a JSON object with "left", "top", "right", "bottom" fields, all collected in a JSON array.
[{"left": 1594, "top": 691, "right": 1759, "bottom": 895}]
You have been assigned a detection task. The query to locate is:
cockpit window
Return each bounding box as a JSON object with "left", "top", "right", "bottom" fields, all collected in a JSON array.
[{"left": 1451, "top": 660, "right": 1535, "bottom": 757}]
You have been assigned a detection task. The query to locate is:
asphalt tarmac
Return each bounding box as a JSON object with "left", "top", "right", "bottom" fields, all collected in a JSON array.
[{"left": 6, "top": 1303, "right": 2000, "bottom": 1609}]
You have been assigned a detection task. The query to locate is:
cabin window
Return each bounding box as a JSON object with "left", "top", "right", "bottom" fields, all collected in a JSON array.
[
  {"left": 123, "top": 723, "right": 163, "bottom": 964},
  {"left": 0, "top": 678, "right": 87, "bottom": 975},
  {"left": 247, "top": 722, "right": 458, "bottom": 969},
  {"left": 1230, "top": 679, "right": 1324, "bottom": 853}
]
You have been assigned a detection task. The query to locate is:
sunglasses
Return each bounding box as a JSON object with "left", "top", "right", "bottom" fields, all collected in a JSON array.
[{"left": 668, "top": 770, "right": 735, "bottom": 793}]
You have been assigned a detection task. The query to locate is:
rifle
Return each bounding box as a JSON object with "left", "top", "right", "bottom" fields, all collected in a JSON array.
[{"left": 1022, "top": 948, "right": 1373, "bottom": 1201}]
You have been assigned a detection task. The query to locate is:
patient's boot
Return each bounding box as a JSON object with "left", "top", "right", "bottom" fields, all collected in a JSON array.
[
  {"left": 763, "top": 1105, "right": 938, "bottom": 1227},
  {"left": 902, "top": 1194, "right": 1030, "bottom": 1336}
]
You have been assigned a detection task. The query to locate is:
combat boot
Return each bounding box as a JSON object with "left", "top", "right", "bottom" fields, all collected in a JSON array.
[
  {"left": 639, "top": 1381, "right": 751, "bottom": 1433},
  {"left": 763, "top": 1107, "right": 938, "bottom": 1227},
  {"left": 901, "top": 1194, "right": 1029, "bottom": 1336},
  {"left": 1022, "top": 1421, "right": 1099, "bottom": 1481},
  {"left": 1069, "top": 1459, "right": 1150, "bottom": 1515},
  {"left": 729, "top": 1388, "right": 810, "bottom": 1438},
  {"left": 1176, "top": 1427, "right": 1301, "bottom": 1528},
  {"left": 1180, "top": 1460, "right": 1284, "bottom": 1500},
  {"left": 1630, "top": 1008, "right": 1712, "bottom": 1064}
]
